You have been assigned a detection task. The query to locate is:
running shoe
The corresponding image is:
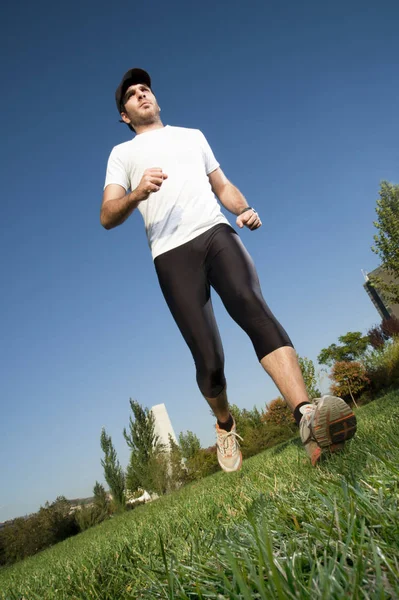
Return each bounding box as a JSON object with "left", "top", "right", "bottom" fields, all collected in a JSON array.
[
  {"left": 216, "top": 419, "right": 243, "bottom": 472},
  {"left": 299, "top": 395, "right": 357, "bottom": 466}
]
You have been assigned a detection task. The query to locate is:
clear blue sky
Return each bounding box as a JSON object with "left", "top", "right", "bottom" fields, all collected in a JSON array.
[{"left": 1, "top": 0, "right": 398, "bottom": 522}]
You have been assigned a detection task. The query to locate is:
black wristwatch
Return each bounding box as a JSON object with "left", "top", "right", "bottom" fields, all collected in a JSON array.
[{"left": 239, "top": 207, "right": 257, "bottom": 215}]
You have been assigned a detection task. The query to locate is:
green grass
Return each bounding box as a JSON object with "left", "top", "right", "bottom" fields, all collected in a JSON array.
[{"left": 1, "top": 393, "right": 398, "bottom": 599}]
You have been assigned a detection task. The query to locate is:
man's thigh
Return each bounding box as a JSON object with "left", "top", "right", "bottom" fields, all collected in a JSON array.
[
  {"left": 154, "top": 239, "right": 223, "bottom": 360},
  {"left": 205, "top": 226, "right": 292, "bottom": 360},
  {"left": 206, "top": 227, "right": 263, "bottom": 305}
]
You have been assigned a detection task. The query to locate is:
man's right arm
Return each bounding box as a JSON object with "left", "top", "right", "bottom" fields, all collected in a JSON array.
[
  {"left": 100, "top": 168, "right": 168, "bottom": 230},
  {"left": 100, "top": 185, "right": 142, "bottom": 230}
]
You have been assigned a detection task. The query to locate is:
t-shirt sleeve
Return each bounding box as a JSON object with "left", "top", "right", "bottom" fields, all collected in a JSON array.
[
  {"left": 103, "top": 147, "right": 129, "bottom": 191},
  {"left": 197, "top": 130, "right": 220, "bottom": 175}
]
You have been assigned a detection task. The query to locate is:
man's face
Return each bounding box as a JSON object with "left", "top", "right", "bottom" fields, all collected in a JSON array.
[{"left": 120, "top": 83, "right": 160, "bottom": 129}]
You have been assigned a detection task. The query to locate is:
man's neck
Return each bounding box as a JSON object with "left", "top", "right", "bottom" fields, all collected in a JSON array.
[{"left": 135, "top": 120, "right": 164, "bottom": 135}]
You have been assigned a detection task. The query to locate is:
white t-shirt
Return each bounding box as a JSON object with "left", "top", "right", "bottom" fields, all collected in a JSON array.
[{"left": 104, "top": 125, "right": 230, "bottom": 259}]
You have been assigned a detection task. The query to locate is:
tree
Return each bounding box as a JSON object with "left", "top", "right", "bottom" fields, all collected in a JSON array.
[
  {"left": 297, "top": 355, "right": 321, "bottom": 398},
  {"left": 363, "top": 335, "right": 399, "bottom": 392},
  {"left": 178, "top": 431, "right": 221, "bottom": 483},
  {"left": 93, "top": 481, "right": 108, "bottom": 505},
  {"left": 370, "top": 181, "right": 399, "bottom": 304},
  {"left": 317, "top": 332, "right": 369, "bottom": 366},
  {"left": 185, "top": 446, "right": 219, "bottom": 481},
  {"left": 168, "top": 435, "right": 188, "bottom": 489},
  {"left": 239, "top": 422, "right": 294, "bottom": 459},
  {"left": 40, "top": 496, "right": 78, "bottom": 543},
  {"left": 178, "top": 430, "right": 201, "bottom": 460},
  {"left": 367, "top": 324, "right": 387, "bottom": 350},
  {"left": 330, "top": 361, "right": 370, "bottom": 407},
  {"left": 240, "top": 406, "right": 263, "bottom": 428},
  {"left": 100, "top": 428, "right": 125, "bottom": 510},
  {"left": 144, "top": 448, "right": 169, "bottom": 496},
  {"left": 381, "top": 316, "right": 399, "bottom": 338},
  {"left": 367, "top": 317, "right": 399, "bottom": 350},
  {"left": 1, "top": 517, "right": 34, "bottom": 564},
  {"left": 0, "top": 497, "right": 79, "bottom": 565},
  {"left": 0, "top": 528, "right": 5, "bottom": 566},
  {"left": 228, "top": 403, "right": 295, "bottom": 458},
  {"left": 142, "top": 434, "right": 187, "bottom": 495},
  {"left": 123, "top": 399, "right": 161, "bottom": 493},
  {"left": 229, "top": 404, "right": 263, "bottom": 434},
  {"left": 261, "top": 397, "right": 296, "bottom": 430},
  {"left": 93, "top": 481, "right": 110, "bottom": 515},
  {"left": 74, "top": 482, "right": 110, "bottom": 532}
]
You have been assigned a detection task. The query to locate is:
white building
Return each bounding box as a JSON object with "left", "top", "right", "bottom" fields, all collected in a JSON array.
[{"left": 150, "top": 403, "right": 177, "bottom": 450}]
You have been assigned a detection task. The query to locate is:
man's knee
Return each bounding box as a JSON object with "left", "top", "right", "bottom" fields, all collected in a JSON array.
[
  {"left": 230, "top": 286, "right": 265, "bottom": 316},
  {"left": 196, "top": 364, "right": 226, "bottom": 397}
]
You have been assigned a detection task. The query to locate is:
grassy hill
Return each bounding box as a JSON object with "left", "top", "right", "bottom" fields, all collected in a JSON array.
[{"left": 1, "top": 393, "right": 398, "bottom": 599}]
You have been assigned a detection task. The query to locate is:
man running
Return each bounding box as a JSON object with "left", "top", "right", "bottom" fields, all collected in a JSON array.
[{"left": 101, "top": 68, "right": 357, "bottom": 471}]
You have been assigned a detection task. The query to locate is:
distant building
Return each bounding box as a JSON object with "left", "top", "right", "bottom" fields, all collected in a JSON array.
[
  {"left": 150, "top": 403, "right": 178, "bottom": 449},
  {"left": 363, "top": 267, "right": 399, "bottom": 320}
]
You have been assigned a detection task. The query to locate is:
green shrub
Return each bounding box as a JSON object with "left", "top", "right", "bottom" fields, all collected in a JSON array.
[
  {"left": 330, "top": 361, "right": 370, "bottom": 405},
  {"left": 185, "top": 447, "right": 219, "bottom": 481},
  {"left": 0, "top": 497, "right": 79, "bottom": 565},
  {"left": 241, "top": 423, "right": 295, "bottom": 458},
  {"left": 261, "top": 397, "right": 296, "bottom": 429},
  {"left": 0, "top": 529, "right": 5, "bottom": 566},
  {"left": 364, "top": 336, "right": 399, "bottom": 392},
  {"left": 356, "top": 390, "right": 374, "bottom": 406},
  {"left": 74, "top": 504, "right": 109, "bottom": 532}
]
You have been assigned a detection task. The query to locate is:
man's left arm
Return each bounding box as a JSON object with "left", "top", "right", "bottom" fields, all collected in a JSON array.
[{"left": 208, "top": 168, "right": 262, "bottom": 230}]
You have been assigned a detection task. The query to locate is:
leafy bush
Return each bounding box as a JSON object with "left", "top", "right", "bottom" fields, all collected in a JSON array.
[
  {"left": 227, "top": 401, "right": 295, "bottom": 459},
  {"left": 364, "top": 337, "right": 399, "bottom": 392},
  {"left": 298, "top": 355, "right": 321, "bottom": 398},
  {"left": 167, "top": 436, "right": 188, "bottom": 491},
  {"left": 74, "top": 504, "right": 109, "bottom": 532},
  {"left": 146, "top": 450, "right": 171, "bottom": 495},
  {"left": 229, "top": 404, "right": 262, "bottom": 433},
  {"left": 356, "top": 390, "right": 374, "bottom": 406},
  {"left": 241, "top": 422, "right": 295, "bottom": 458},
  {"left": 381, "top": 316, "right": 399, "bottom": 338},
  {"left": 0, "top": 497, "right": 79, "bottom": 565},
  {"left": 317, "top": 332, "right": 369, "bottom": 366},
  {"left": 261, "top": 397, "right": 296, "bottom": 430},
  {"left": 100, "top": 429, "right": 126, "bottom": 511},
  {"left": 368, "top": 317, "right": 399, "bottom": 350},
  {"left": 123, "top": 399, "right": 161, "bottom": 494},
  {"left": 367, "top": 325, "right": 386, "bottom": 350},
  {"left": 330, "top": 361, "right": 370, "bottom": 405},
  {"left": 185, "top": 446, "right": 219, "bottom": 481},
  {"left": 74, "top": 483, "right": 110, "bottom": 532},
  {"left": 178, "top": 431, "right": 201, "bottom": 460}
]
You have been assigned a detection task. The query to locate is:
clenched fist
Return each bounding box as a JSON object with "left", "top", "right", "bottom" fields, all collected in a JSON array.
[
  {"left": 135, "top": 168, "right": 168, "bottom": 201},
  {"left": 236, "top": 209, "right": 262, "bottom": 230}
]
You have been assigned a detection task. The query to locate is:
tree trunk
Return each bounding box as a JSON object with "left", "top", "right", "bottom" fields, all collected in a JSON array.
[{"left": 347, "top": 381, "right": 358, "bottom": 408}]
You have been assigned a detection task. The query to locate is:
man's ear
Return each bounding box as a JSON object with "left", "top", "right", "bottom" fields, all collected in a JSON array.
[{"left": 120, "top": 112, "right": 131, "bottom": 125}]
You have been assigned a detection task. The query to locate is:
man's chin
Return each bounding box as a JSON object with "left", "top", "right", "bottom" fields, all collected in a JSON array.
[{"left": 139, "top": 114, "right": 159, "bottom": 126}]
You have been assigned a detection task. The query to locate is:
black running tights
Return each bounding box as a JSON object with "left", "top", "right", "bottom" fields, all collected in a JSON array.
[{"left": 154, "top": 224, "right": 293, "bottom": 397}]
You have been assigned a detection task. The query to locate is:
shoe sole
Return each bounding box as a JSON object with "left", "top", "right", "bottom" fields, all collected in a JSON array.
[
  {"left": 218, "top": 451, "right": 243, "bottom": 473},
  {"left": 313, "top": 396, "right": 357, "bottom": 448}
]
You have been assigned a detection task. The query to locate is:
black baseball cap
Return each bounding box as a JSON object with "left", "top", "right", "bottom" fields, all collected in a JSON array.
[{"left": 115, "top": 68, "right": 152, "bottom": 113}]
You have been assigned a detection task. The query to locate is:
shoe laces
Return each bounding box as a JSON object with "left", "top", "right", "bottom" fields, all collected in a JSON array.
[
  {"left": 300, "top": 403, "right": 316, "bottom": 445},
  {"left": 217, "top": 429, "right": 243, "bottom": 457},
  {"left": 301, "top": 404, "right": 314, "bottom": 420}
]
